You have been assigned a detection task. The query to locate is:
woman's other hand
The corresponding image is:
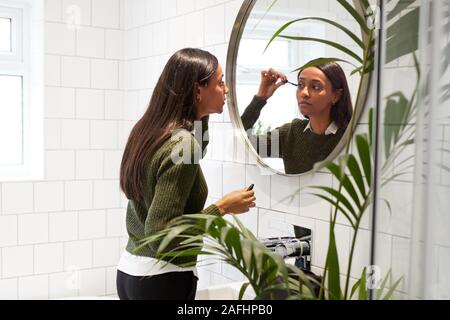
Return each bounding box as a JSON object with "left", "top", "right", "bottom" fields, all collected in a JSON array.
[
  {"left": 256, "top": 68, "right": 287, "bottom": 100},
  {"left": 215, "top": 189, "right": 256, "bottom": 215}
]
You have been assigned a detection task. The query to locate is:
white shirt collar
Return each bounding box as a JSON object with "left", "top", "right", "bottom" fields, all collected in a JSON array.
[{"left": 303, "top": 121, "right": 339, "bottom": 135}]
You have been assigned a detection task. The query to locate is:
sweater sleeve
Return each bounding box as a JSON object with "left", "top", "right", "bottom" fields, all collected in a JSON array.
[
  {"left": 144, "top": 134, "right": 220, "bottom": 252},
  {"left": 241, "top": 96, "right": 286, "bottom": 158},
  {"left": 240, "top": 95, "right": 267, "bottom": 130}
]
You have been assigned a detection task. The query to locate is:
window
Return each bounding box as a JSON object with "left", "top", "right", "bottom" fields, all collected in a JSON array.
[{"left": 0, "top": 0, "right": 44, "bottom": 181}]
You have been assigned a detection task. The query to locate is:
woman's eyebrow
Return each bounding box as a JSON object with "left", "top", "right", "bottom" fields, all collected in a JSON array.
[{"left": 298, "top": 78, "right": 324, "bottom": 84}]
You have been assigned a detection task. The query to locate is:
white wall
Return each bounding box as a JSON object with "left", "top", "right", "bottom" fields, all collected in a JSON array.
[{"left": 0, "top": 0, "right": 127, "bottom": 299}]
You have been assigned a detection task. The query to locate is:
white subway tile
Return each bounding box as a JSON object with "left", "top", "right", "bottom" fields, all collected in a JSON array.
[
  {"left": 45, "top": 55, "right": 61, "bottom": 86},
  {"left": 45, "top": 87, "right": 76, "bottom": 119},
  {"left": 18, "top": 214, "right": 49, "bottom": 245},
  {"left": 18, "top": 275, "right": 49, "bottom": 300},
  {"left": 62, "top": 0, "right": 92, "bottom": 26},
  {"left": 103, "top": 150, "right": 122, "bottom": 179},
  {"left": 117, "top": 120, "right": 134, "bottom": 150},
  {"left": 49, "top": 271, "right": 78, "bottom": 298},
  {"left": 184, "top": 11, "right": 203, "bottom": 48},
  {"left": 299, "top": 173, "right": 332, "bottom": 221},
  {"left": 106, "top": 266, "right": 118, "bottom": 295},
  {"left": 93, "top": 180, "right": 121, "bottom": 209},
  {"left": 144, "top": 0, "right": 160, "bottom": 24},
  {"left": 119, "top": 0, "right": 125, "bottom": 30},
  {"left": 177, "top": 0, "right": 194, "bottom": 15},
  {"left": 65, "top": 181, "right": 93, "bottom": 210},
  {"left": 45, "top": 151, "right": 75, "bottom": 180},
  {"left": 152, "top": 21, "right": 169, "bottom": 55},
  {"left": 92, "top": 0, "right": 120, "bottom": 28},
  {"left": 128, "top": 59, "right": 145, "bottom": 90},
  {"left": 106, "top": 208, "right": 125, "bottom": 237},
  {"left": 105, "top": 30, "right": 124, "bottom": 60},
  {"left": 161, "top": 0, "right": 177, "bottom": 19},
  {"left": 76, "top": 26, "right": 105, "bottom": 58},
  {"left": 79, "top": 210, "right": 106, "bottom": 239},
  {"left": 34, "top": 182, "right": 64, "bottom": 212},
  {"left": 34, "top": 243, "right": 64, "bottom": 274},
  {"left": 90, "top": 120, "right": 118, "bottom": 149},
  {"left": 45, "top": 22, "right": 76, "bottom": 55},
  {"left": 79, "top": 268, "right": 106, "bottom": 296},
  {"left": 138, "top": 25, "right": 153, "bottom": 58},
  {"left": 222, "top": 163, "right": 245, "bottom": 194},
  {"left": 204, "top": 5, "right": 225, "bottom": 46},
  {"left": 46, "top": 0, "right": 62, "bottom": 22},
  {"left": 61, "top": 57, "right": 91, "bottom": 88},
  {"left": 200, "top": 160, "right": 222, "bottom": 199},
  {"left": 64, "top": 240, "right": 93, "bottom": 269},
  {"left": 2, "top": 183, "right": 34, "bottom": 215},
  {"left": 0, "top": 279, "right": 18, "bottom": 299},
  {"left": 61, "top": 119, "right": 90, "bottom": 149},
  {"left": 45, "top": 119, "right": 61, "bottom": 149},
  {"left": 258, "top": 208, "right": 292, "bottom": 238},
  {"left": 91, "top": 59, "right": 119, "bottom": 89},
  {"left": 270, "top": 175, "right": 300, "bottom": 214},
  {"left": 129, "top": 0, "right": 145, "bottom": 28},
  {"left": 391, "top": 236, "right": 410, "bottom": 292},
  {"left": 195, "top": 0, "right": 212, "bottom": 10},
  {"left": 93, "top": 238, "right": 119, "bottom": 267},
  {"left": 105, "top": 90, "right": 124, "bottom": 120},
  {"left": 168, "top": 16, "right": 185, "bottom": 53},
  {"left": 0, "top": 216, "right": 17, "bottom": 247},
  {"left": 125, "top": 29, "right": 139, "bottom": 60},
  {"left": 245, "top": 165, "right": 271, "bottom": 209},
  {"left": 76, "top": 88, "right": 105, "bottom": 119},
  {"left": 49, "top": 211, "right": 78, "bottom": 241},
  {"left": 76, "top": 150, "right": 104, "bottom": 179},
  {"left": 2, "top": 246, "right": 34, "bottom": 278}
]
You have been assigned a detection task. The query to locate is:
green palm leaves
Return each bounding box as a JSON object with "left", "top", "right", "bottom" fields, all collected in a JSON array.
[{"left": 134, "top": 213, "right": 318, "bottom": 300}]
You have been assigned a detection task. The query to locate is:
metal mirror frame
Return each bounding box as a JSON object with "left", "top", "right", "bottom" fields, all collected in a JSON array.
[{"left": 226, "top": 0, "right": 373, "bottom": 176}]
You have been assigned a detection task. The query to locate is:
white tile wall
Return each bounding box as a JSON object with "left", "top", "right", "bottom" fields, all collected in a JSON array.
[
  {"left": 34, "top": 243, "right": 64, "bottom": 274},
  {"left": 2, "top": 246, "right": 34, "bottom": 278},
  {"left": 79, "top": 268, "right": 106, "bottom": 296},
  {"left": 77, "top": 27, "right": 105, "bottom": 58},
  {"left": 92, "top": 0, "right": 120, "bottom": 28},
  {"left": 18, "top": 275, "right": 49, "bottom": 300},
  {"left": 18, "top": 214, "right": 49, "bottom": 245},
  {"left": 0, "top": 0, "right": 126, "bottom": 300},
  {"left": 45, "top": 87, "right": 76, "bottom": 119},
  {"left": 49, "top": 212, "right": 78, "bottom": 242},
  {"left": 64, "top": 240, "right": 93, "bottom": 270}
]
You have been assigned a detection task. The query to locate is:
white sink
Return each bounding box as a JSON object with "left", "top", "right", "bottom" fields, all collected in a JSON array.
[{"left": 196, "top": 281, "right": 256, "bottom": 300}]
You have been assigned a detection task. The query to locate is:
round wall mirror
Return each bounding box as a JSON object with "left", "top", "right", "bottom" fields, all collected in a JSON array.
[{"left": 226, "top": 0, "right": 372, "bottom": 175}]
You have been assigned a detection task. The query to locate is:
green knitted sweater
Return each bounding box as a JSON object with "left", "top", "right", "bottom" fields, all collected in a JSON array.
[
  {"left": 241, "top": 96, "right": 345, "bottom": 174},
  {"left": 125, "top": 117, "right": 221, "bottom": 266}
]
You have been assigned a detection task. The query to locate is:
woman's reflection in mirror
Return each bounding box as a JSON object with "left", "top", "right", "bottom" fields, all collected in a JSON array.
[{"left": 241, "top": 61, "right": 353, "bottom": 174}]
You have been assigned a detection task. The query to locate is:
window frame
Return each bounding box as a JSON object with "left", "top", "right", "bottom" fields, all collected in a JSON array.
[{"left": 0, "top": 0, "right": 44, "bottom": 181}]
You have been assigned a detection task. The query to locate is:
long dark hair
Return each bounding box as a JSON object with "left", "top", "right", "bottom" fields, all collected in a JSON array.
[
  {"left": 120, "top": 48, "right": 218, "bottom": 201},
  {"left": 299, "top": 61, "right": 353, "bottom": 129}
]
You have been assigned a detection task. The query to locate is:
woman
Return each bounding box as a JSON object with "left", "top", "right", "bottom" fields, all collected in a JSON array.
[
  {"left": 117, "top": 48, "right": 256, "bottom": 300},
  {"left": 241, "top": 61, "right": 353, "bottom": 174}
]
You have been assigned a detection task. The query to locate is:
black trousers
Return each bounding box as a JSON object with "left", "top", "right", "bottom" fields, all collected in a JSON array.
[{"left": 116, "top": 270, "right": 198, "bottom": 300}]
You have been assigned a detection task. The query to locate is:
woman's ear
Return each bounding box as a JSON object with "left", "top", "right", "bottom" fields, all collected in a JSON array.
[
  {"left": 194, "top": 83, "right": 202, "bottom": 103},
  {"left": 333, "top": 88, "right": 343, "bottom": 104}
]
